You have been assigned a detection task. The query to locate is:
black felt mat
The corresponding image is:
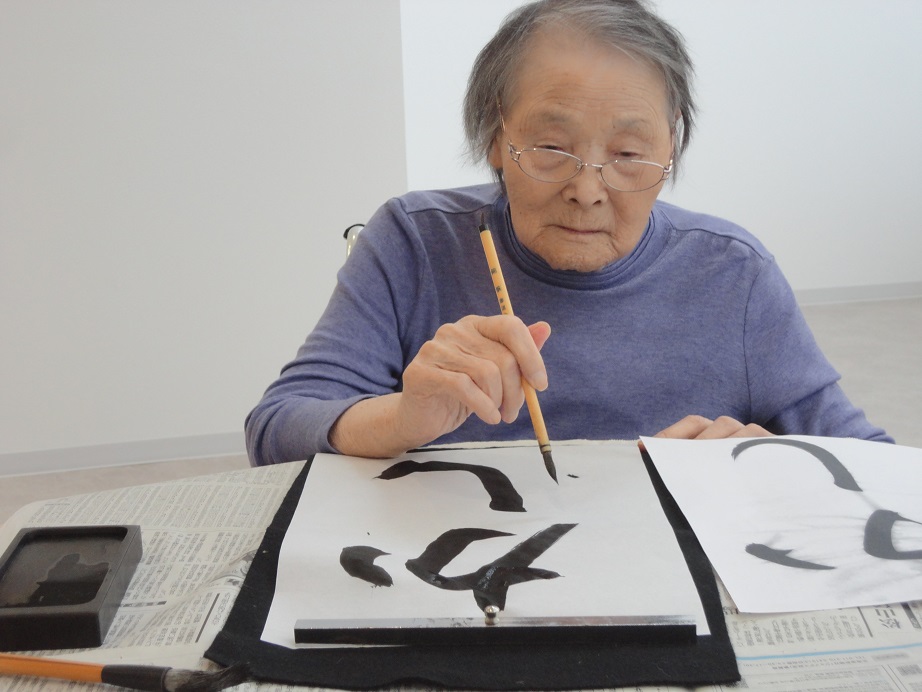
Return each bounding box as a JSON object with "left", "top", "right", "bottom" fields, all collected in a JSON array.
[{"left": 206, "top": 451, "right": 740, "bottom": 689}]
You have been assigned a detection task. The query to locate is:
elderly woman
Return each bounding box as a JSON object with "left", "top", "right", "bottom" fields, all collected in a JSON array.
[{"left": 246, "top": 0, "right": 890, "bottom": 466}]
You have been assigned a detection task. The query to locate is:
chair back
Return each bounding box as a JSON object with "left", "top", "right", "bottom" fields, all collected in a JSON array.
[{"left": 343, "top": 224, "right": 365, "bottom": 258}]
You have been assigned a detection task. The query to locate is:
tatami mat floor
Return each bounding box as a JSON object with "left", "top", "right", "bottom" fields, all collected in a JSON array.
[{"left": 1, "top": 297, "right": 919, "bottom": 527}]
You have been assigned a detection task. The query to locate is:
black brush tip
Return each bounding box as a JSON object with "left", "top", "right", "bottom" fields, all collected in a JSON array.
[
  {"left": 542, "top": 449, "right": 558, "bottom": 484},
  {"left": 166, "top": 663, "right": 249, "bottom": 692}
]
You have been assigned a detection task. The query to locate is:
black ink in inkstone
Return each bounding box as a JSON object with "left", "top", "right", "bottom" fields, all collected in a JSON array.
[{"left": 22, "top": 553, "right": 109, "bottom": 607}]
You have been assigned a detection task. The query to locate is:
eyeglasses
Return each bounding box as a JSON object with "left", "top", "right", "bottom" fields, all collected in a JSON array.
[
  {"left": 498, "top": 106, "right": 673, "bottom": 193},
  {"left": 506, "top": 141, "right": 673, "bottom": 192}
]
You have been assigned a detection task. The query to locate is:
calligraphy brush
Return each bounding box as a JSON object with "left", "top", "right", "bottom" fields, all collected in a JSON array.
[
  {"left": 0, "top": 652, "right": 248, "bottom": 691},
  {"left": 477, "top": 216, "right": 558, "bottom": 483}
]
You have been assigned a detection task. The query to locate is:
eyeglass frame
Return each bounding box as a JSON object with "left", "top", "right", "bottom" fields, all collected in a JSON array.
[{"left": 499, "top": 108, "right": 674, "bottom": 193}]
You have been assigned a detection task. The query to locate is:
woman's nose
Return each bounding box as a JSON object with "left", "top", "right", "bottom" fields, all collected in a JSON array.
[{"left": 564, "top": 163, "right": 608, "bottom": 206}]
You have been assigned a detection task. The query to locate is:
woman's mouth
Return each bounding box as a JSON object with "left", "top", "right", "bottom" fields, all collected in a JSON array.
[{"left": 558, "top": 225, "right": 603, "bottom": 235}]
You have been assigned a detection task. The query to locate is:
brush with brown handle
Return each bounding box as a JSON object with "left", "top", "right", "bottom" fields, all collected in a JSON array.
[{"left": 0, "top": 652, "right": 248, "bottom": 691}]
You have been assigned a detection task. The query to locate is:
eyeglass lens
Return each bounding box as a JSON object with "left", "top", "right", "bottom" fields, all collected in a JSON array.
[{"left": 516, "top": 148, "right": 666, "bottom": 192}]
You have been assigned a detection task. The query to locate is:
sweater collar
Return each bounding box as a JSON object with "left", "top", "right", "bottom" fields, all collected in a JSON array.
[{"left": 490, "top": 196, "right": 670, "bottom": 290}]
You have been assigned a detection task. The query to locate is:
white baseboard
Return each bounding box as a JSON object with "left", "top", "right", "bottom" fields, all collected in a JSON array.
[
  {"left": 796, "top": 281, "right": 922, "bottom": 305},
  {"left": 0, "top": 432, "right": 246, "bottom": 478}
]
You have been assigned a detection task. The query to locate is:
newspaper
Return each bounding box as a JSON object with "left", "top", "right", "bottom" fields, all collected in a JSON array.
[
  {"left": 1, "top": 461, "right": 920, "bottom": 691},
  {"left": 717, "top": 586, "right": 922, "bottom": 692},
  {"left": 0, "top": 462, "right": 303, "bottom": 691}
]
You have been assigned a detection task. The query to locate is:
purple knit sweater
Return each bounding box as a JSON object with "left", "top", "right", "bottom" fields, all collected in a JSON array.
[{"left": 246, "top": 184, "right": 891, "bottom": 466}]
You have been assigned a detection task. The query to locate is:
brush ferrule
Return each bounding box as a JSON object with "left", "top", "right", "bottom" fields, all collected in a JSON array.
[{"left": 100, "top": 665, "right": 169, "bottom": 691}]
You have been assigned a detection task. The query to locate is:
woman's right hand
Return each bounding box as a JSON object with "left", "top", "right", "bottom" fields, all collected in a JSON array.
[{"left": 329, "top": 315, "right": 551, "bottom": 458}]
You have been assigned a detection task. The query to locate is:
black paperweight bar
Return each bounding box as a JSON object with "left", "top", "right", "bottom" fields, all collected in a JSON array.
[
  {"left": 0, "top": 525, "right": 143, "bottom": 651},
  {"left": 295, "top": 613, "right": 696, "bottom": 647}
]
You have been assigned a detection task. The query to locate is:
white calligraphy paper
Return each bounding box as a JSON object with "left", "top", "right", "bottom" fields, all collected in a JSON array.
[
  {"left": 261, "top": 442, "right": 706, "bottom": 647},
  {"left": 642, "top": 436, "right": 922, "bottom": 613}
]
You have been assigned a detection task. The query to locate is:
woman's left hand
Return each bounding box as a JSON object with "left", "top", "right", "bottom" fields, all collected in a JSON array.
[{"left": 653, "top": 415, "right": 773, "bottom": 440}]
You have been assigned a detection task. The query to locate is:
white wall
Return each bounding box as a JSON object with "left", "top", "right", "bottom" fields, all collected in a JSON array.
[
  {"left": 400, "top": 0, "right": 527, "bottom": 190},
  {"left": 1, "top": 1, "right": 407, "bottom": 471},
  {"left": 400, "top": 0, "right": 922, "bottom": 298},
  {"left": 655, "top": 0, "right": 922, "bottom": 300}
]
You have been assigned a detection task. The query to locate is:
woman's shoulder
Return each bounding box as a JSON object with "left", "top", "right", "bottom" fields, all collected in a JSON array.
[
  {"left": 653, "top": 199, "right": 772, "bottom": 260},
  {"left": 353, "top": 184, "right": 503, "bottom": 267},
  {"left": 363, "top": 183, "right": 504, "bottom": 253},
  {"left": 390, "top": 183, "right": 503, "bottom": 217}
]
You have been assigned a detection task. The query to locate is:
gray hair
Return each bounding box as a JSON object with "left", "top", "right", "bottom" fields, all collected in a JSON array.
[{"left": 462, "top": 0, "right": 696, "bottom": 181}]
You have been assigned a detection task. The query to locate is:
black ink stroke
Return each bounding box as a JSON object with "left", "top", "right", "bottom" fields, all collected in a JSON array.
[
  {"left": 732, "top": 438, "right": 862, "bottom": 491},
  {"left": 745, "top": 543, "right": 835, "bottom": 570},
  {"left": 405, "top": 528, "right": 514, "bottom": 587},
  {"left": 376, "top": 460, "right": 526, "bottom": 512},
  {"left": 340, "top": 546, "right": 394, "bottom": 587},
  {"left": 405, "top": 523, "right": 577, "bottom": 610},
  {"left": 864, "top": 510, "right": 922, "bottom": 560}
]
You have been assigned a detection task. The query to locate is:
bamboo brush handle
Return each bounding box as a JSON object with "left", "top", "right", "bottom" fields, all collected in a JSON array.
[{"left": 0, "top": 652, "right": 103, "bottom": 683}]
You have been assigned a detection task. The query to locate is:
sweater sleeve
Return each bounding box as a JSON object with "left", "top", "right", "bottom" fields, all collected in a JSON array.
[
  {"left": 765, "top": 383, "right": 893, "bottom": 442},
  {"left": 744, "top": 258, "right": 892, "bottom": 442},
  {"left": 245, "top": 199, "right": 436, "bottom": 466}
]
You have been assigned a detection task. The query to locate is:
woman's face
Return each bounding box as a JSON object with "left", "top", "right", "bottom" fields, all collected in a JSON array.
[{"left": 489, "top": 30, "right": 675, "bottom": 272}]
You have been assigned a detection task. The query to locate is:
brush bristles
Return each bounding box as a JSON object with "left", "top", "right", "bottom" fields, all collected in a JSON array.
[
  {"left": 542, "top": 449, "right": 558, "bottom": 483},
  {"left": 164, "top": 663, "right": 249, "bottom": 692}
]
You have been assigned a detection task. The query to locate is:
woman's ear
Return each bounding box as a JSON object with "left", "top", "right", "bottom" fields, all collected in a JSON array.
[
  {"left": 672, "top": 112, "right": 683, "bottom": 156},
  {"left": 487, "top": 137, "right": 503, "bottom": 171}
]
